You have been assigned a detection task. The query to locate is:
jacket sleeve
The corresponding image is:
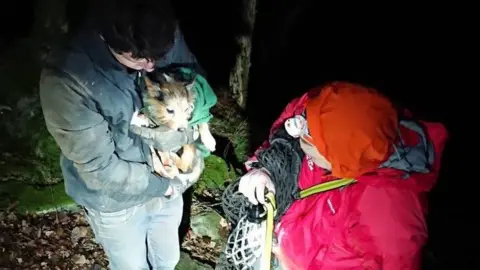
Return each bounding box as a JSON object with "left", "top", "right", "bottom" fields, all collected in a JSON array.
[
  {"left": 245, "top": 93, "right": 309, "bottom": 170},
  {"left": 39, "top": 69, "right": 169, "bottom": 196},
  {"left": 156, "top": 26, "right": 207, "bottom": 77}
]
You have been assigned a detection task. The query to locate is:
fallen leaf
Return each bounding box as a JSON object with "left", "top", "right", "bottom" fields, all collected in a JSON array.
[
  {"left": 71, "top": 226, "right": 88, "bottom": 244},
  {"left": 7, "top": 212, "right": 17, "bottom": 221},
  {"left": 219, "top": 217, "right": 228, "bottom": 228},
  {"left": 56, "top": 227, "right": 65, "bottom": 237},
  {"left": 72, "top": 254, "right": 88, "bottom": 265},
  {"left": 59, "top": 250, "right": 71, "bottom": 258}
]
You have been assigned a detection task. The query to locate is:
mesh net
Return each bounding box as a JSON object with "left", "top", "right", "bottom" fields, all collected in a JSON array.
[
  {"left": 216, "top": 180, "right": 266, "bottom": 269},
  {"left": 215, "top": 215, "right": 266, "bottom": 269},
  {"left": 217, "top": 127, "right": 304, "bottom": 269}
]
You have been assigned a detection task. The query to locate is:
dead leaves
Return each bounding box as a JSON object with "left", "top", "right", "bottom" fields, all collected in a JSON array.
[
  {"left": 0, "top": 211, "right": 107, "bottom": 269},
  {"left": 181, "top": 229, "right": 223, "bottom": 263},
  {"left": 0, "top": 195, "right": 230, "bottom": 269},
  {"left": 70, "top": 226, "right": 89, "bottom": 245}
]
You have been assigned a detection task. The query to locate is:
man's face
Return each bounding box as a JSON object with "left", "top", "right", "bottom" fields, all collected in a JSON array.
[
  {"left": 299, "top": 135, "right": 332, "bottom": 171},
  {"left": 110, "top": 49, "right": 156, "bottom": 72}
]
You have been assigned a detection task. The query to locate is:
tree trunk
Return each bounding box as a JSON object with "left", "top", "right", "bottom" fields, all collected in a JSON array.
[{"left": 229, "top": 0, "right": 257, "bottom": 109}]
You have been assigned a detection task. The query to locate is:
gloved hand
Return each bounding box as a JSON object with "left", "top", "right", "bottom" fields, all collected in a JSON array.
[
  {"left": 130, "top": 124, "right": 196, "bottom": 152},
  {"left": 238, "top": 168, "right": 275, "bottom": 205}
]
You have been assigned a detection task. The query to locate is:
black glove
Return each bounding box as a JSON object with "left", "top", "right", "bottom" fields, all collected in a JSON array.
[{"left": 130, "top": 124, "right": 196, "bottom": 152}]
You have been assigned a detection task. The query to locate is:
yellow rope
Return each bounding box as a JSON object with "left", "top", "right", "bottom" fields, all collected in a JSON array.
[
  {"left": 262, "top": 192, "right": 276, "bottom": 269},
  {"left": 299, "top": 178, "right": 356, "bottom": 198}
]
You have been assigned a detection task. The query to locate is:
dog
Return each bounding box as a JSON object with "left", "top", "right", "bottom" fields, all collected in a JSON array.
[{"left": 141, "top": 70, "right": 216, "bottom": 179}]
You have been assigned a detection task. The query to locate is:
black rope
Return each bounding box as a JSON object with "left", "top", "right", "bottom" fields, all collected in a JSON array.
[
  {"left": 253, "top": 127, "right": 304, "bottom": 223},
  {"left": 222, "top": 126, "right": 304, "bottom": 225}
]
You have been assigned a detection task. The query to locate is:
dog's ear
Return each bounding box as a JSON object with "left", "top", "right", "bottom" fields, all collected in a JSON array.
[
  {"left": 184, "top": 80, "right": 195, "bottom": 92},
  {"left": 148, "top": 70, "right": 174, "bottom": 84},
  {"left": 162, "top": 73, "right": 175, "bottom": 83},
  {"left": 145, "top": 76, "right": 165, "bottom": 101}
]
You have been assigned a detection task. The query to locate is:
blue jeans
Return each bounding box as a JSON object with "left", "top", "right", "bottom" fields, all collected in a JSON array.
[{"left": 84, "top": 196, "right": 183, "bottom": 270}]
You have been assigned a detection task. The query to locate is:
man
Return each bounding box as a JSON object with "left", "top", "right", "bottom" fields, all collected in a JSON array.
[{"left": 39, "top": 1, "right": 205, "bottom": 269}]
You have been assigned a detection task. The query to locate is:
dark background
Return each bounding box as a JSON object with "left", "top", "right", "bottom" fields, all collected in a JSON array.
[{"left": 1, "top": 1, "right": 472, "bottom": 269}]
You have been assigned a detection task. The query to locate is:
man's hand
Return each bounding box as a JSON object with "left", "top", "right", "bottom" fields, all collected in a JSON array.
[
  {"left": 150, "top": 146, "right": 179, "bottom": 179},
  {"left": 130, "top": 124, "right": 195, "bottom": 152},
  {"left": 238, "top": 168, "right": 275, "bottom": 205}
]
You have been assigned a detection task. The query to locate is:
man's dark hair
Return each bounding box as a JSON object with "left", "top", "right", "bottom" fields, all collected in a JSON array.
[{"left": 93, "top": 0, "right": 177, "bottom": 60}]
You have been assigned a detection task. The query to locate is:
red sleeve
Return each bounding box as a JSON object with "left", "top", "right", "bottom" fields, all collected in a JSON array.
[
  {"left": 244, "top": 93, "right": 309, "bottom": 171},
  {"left": 356, "top": 186, "right": 427, "bottom": 270}
]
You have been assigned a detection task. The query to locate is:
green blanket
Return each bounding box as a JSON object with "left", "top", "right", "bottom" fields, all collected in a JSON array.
[{"left": 179, "top": 67, "right": 218, "bottom": 157}]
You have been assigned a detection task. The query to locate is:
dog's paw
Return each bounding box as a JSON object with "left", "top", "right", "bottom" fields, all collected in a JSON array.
[
  {"left": 163, "top": 165, "right": 180, "bottom": 179},
  {"left": 201, "top": 133, "right": 216, "bottom": 152},
  {"left": 170, "top": 152, "right": 191, "bottom": 173}
]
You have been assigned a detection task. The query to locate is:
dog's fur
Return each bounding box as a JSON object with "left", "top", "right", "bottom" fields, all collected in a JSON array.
[{"left": 143, "top": 71, "right": 216, "bottom": 178}]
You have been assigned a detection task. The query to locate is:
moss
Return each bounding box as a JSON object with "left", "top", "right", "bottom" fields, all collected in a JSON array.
[
  {"left": 195, "top": 155, "right": 238, "bottom": 194},
  {"left": 32, "top": 129, "right": 63, "bottom": 182},
  {"left": 210, "top": 105, "right": 249, "bottom": 163},
  {"left": 0, "top": 119, "right": 62, "bottom": 185},
  {"left": 0, "top": 181, "right": 75, "bottom": 213},
  {"left": 232, "top": 133, "right": 248, "bottom": 163}
]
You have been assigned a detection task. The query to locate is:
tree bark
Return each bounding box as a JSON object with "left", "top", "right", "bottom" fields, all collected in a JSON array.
[{"left": 229, "top": 0, "right": 257, "bottom": 109}]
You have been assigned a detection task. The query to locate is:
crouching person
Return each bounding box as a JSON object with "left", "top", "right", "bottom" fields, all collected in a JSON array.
[{"left": 238, "top": 82, "right": 448, "bottom": 269}]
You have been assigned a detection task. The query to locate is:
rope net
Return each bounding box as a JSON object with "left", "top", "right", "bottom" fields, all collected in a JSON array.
[
  {"left": 216, "top": 180, "right": 272, "bottom": 270},
  {"left": 216, "top": 127, "right": 304, "bottom": 269}
]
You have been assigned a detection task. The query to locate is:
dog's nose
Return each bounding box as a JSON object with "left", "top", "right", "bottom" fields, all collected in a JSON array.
[{"left": 177, "top": 127, "right": 186, "bottom": 132}]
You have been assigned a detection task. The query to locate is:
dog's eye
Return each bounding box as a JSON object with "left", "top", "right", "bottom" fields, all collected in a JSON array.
[{"left": 166, "top": 108, "right": 174, "bottom": 114}]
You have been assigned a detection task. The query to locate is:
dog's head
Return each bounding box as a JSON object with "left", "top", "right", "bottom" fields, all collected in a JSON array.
[{"left": 144, "top": 71, "right": 196, "bottom": 131}]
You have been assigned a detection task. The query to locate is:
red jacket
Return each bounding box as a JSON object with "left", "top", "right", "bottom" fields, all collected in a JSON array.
[{"left": 247, "top": 92, "right": 448, "bottom": 270}]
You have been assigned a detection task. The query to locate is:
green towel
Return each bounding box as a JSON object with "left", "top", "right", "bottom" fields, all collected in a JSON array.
[{"left": 179, "top": 68, "right": 218, "bottom": 157}]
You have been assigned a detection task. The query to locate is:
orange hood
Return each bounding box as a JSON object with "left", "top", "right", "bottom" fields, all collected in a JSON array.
[{"left": 305, "top": 82, "right": 398, "bottom": 178}]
